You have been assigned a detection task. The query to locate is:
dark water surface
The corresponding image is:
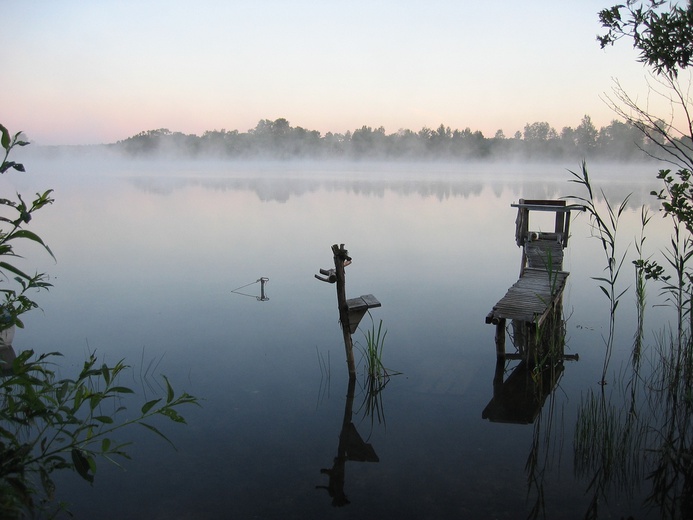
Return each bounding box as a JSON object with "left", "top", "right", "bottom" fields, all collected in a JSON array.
[{"left": 6, "top": 158, "right": 677, "bottom": 519}]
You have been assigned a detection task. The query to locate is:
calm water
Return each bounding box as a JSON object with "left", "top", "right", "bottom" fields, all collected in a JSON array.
[{"left": 4, "top": 156, "right": 678, "bottom": 519}]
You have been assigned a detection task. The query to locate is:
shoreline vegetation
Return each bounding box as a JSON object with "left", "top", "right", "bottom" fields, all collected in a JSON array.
[{"left": 30, "top": 115, "right": 666, "bottom": 162}]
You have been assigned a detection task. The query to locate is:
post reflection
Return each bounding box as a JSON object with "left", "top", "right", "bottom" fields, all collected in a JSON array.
[
  {"left": 316, "top": 377, "right": 380, "bottom": 507},
  {"left": 230, "top": 277, "right": 270, "bottom": 301}
]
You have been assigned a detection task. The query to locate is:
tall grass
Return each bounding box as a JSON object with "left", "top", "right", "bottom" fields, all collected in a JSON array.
[
  {"left": 568, "top": 161, "right": 631, "bottom": 385},
  {"left": 570, "top": 163, "right": 693, "bottom": 518},
  {"left": 363, "top": 317, "right": 387, "bottom": 379},
  {"left": 356, "top": 315, "right": 401, "bottom": 427}
]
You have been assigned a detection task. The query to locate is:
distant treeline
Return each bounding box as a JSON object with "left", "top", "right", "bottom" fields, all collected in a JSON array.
[{"left": 113, "top": 116, "right": 659, "bottom": 160}]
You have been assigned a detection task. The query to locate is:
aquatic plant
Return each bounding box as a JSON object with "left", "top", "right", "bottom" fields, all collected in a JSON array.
[
  {"left": 633, "top": 206, "right": 654, "bottom": 369},
  {"left": 569, "top": 164, "right": 693, "bottom": 517},
  {"left": 0, "top": 350, "right": 199, "bottom": 518},
  {"left": 568, "top": 161, "right": 631, "bottom": 385},
  {"left": 0, "top": 124, "right": 54, "bottom": 331},
  {"left": 355, "top": 316, "right": 401, "bottom": 427},
  {"left": 362, "top": 317, "right": 387, "bottom": 379}
]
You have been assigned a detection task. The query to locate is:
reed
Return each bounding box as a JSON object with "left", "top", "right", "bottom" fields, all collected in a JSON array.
[
  {"left": 632, "top": 206, "right": 653, "bottom": 370},
  {"left": 355, "top": 315, "right": 402, "bottom": 426},
  {"left": 568, "top": 161, "right": 631, "bottom": 385},
  {"left": 569, "top": 161, "right": 693, "bottom": 517},
  {"left": 361, "top": 315, "right": 388, "bottom": 379}
]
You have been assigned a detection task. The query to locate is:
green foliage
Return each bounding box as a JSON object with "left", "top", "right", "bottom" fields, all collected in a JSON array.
[
  {"left": 356, "top": 317, "right": 401, "bottom": 426},
  {"left": 362, "top": 318, "right": 387, "bottom": 379},
  {"left": 0, "top": 124, "right": 54, "bottom": 331},
  {"left": 654, "top": 168, "right": 693, "bottom": 236},
  {"left": 598, "top": 0, "right": 693, "bottom": 77},
  {"left": 0, "top": 350, "right": 199, "bottom": 517},
  {"left": 571, "top": 7, "right": 693, "bottom": 516}
]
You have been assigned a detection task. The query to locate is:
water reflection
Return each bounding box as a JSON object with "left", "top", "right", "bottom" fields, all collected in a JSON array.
[
  {"left": 484, "top": 305, "right": 577, "bottom": 519},
  {"left": 230, "top": 277, "right": 270, "bottom": 301},
  {"left": 125, "top": 162, "right": 658, "bottom": 208},
  {"left": 483, "top": 301, "right": 577, "bottom": 424},
  {"left": 574, "top": 337, "right": 693, "bottom": 519},
  {"left": 483, "top": 357, "right": 565, "bottom": 425},
  {"left": 316, "top": 377, "right": 380, "bottom": 507}
]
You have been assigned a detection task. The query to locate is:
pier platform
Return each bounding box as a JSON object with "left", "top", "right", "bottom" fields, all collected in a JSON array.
[{"left": 486, "top": 199, "right": 581, "bottom": 359}]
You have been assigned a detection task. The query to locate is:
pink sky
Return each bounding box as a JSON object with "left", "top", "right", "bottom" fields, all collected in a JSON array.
[{"left": 3, "top": 1, "right": 662, "bottom": 145}]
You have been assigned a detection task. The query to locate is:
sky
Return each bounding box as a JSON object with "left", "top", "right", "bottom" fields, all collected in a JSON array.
[{"left": 2, "top": 1, "right": 663, "bottom": 145}]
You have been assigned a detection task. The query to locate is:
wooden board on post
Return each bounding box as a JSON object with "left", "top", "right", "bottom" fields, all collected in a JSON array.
[{"left": 346, "top": 294, "right": 382, "bottom": 333}]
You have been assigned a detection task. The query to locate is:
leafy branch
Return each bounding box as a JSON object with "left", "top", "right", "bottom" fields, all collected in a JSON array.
[{"left": 0, "top": 350, "right": 199, "bottom": 516}]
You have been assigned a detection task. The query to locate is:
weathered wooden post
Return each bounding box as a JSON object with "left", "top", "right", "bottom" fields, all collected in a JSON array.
[
  {"left": 333, "top": 244, "right": 356, "bottom": 378},
  {"left": 315, "top": 243, "right": 381, "bottom": 379},
  {"left": 495, "top": 318, "right": 506, "bottom": 357},
  {"left": 315, "top": 244, "right": 355, "bottom": 377}
]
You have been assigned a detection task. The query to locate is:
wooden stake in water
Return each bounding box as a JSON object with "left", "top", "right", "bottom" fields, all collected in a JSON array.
[
  {"left": 332, "top": 244, "right": 355, "bottom": 378},
  {"left": 316, "top": 244, "right": 380, "bottom": 378}
]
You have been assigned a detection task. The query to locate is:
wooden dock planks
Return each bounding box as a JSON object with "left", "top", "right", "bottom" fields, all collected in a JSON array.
[
  {"left": 524, "top": 239, "right": 564, "bottom": 271},
  {"left": 486, "top": 268, "right": 569, "bottom": 327}
]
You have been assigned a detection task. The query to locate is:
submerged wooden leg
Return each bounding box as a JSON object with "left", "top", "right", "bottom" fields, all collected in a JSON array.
[{"left": 495, "top": 319, "right": 506, "bottom": 357}]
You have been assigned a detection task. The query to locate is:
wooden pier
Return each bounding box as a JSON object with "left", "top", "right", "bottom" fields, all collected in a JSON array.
[{"left": 486, "top": 199, "right": 582, "bottom": 359}]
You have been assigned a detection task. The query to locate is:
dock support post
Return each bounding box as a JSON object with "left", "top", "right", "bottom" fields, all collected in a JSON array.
[
  {"left": 495, "top": 318, "right": 506, "bottom": 358},
  {"left": 332, "top": 244, "right": 356, "bottom": 379}
]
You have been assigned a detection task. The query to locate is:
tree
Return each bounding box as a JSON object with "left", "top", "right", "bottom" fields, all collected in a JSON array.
[
  {"left": 599, "top": 0, "right": 693, "bottom": 369},
  {"left": 599, "top": 1, "right": 693, "bottom": 169},
  {"left": 597, "top": 119, "right": 646, "bottom": 159},
  {"left": 575, "top": 115, "right": 599, "bottom": 153},
  {"left": 523, "top": 121, "right": 557, "bottom": 141},
  {"left": 598, "top": 0, "right": 693, "bottom": 77}
]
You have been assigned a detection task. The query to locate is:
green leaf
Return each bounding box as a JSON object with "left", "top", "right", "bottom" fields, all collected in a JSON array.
[
  {"left": 0, "top": 124, "right": 10, "bottom": 150},
  {"left": 71, "top": 448, "right": 94, "bottom": 483},
  {"left": 6, "top": 230, "right": 55, "bottom": 259},
  {"left": 101, "top": 438, "right": 111, "bottom": 452},
  {"left": 39, "top": 467, "right": 56, "bottom": 500},
  {"left": 139, "top": 422, "right": 175, "bottom": 449},
  {"left": 0, "top": 161, "right": 17, "bottom": 174},
  {"left": 163, "top": 375, "right": 174, "bottom": 403},
  {"left": 101, "top": 363, "right": 111, "bottom": 385},
  {"left": 0, "top": 261, "right": 33, "bottom": 281},
  {"left": 141, "top": 398, "right": 161, "bottom": 415},
  {"left": 108, "top": 386, "right": 134, "bottom": 394},
  {"left": 160, "top": 407, "right": 186, "bottom": 424},
  {"left": 94, "top": 415, "right": 114, "bottom": 424},
  {"left": 89, "top": 394, "right": 104, "bottom": 410}
]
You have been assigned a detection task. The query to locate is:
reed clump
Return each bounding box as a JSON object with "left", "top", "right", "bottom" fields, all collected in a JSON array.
[{"left": 570, "top": 162, "right": 693, "bottom": 518}]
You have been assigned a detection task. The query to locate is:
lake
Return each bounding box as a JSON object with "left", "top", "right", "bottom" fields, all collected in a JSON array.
[{"left": 4, "top": 155, "right": 682, "bottom": 519}]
